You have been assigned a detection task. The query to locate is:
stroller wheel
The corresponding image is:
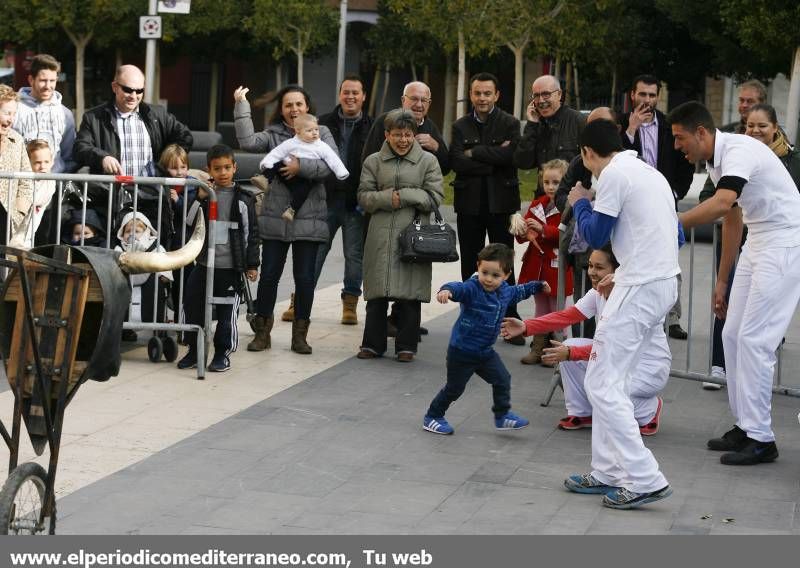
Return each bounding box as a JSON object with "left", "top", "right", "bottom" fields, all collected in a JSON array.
[
  {"left": 147, "top": 336, "right": 163, "bottom": 363},
  {"left": 162, "top": 336, "right": 179, "bottom": 363}
]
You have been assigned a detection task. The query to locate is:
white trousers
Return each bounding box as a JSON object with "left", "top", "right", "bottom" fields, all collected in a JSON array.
[
  {"left": 722, "top": 243, "right": 800, "bottom": 443},
  {"left": 585, "top": 277, "right": 677, "bottom": 493},
  {"left": 560, "top": 333, "right": 670, "bottom": 424}
]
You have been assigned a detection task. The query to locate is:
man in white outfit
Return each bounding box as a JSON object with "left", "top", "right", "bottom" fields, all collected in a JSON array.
[
  {"left": 565, "top": 119, "right": 679, "bottom": 509},
  {"left": 671, "top": 101, "right": 800, "bottom": 466}
]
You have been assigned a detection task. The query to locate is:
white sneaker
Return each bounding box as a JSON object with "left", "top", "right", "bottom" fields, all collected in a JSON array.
[{"left": 703, "top": 366, "right": 725, "bottom": 390}]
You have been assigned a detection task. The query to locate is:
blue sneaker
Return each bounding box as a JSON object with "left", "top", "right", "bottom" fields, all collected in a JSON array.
[
  {"left": 177, "top": 352, "right": 197, "bottom": 370},
  {"left": 495, "top": 412, "right": 529, "bottom": 430},
  {"left": 602, "top": 485, "right": 673, "bottom": 509},
  {"left": 423, "top": 416, "right": 454, "bottom": 435},
  {"left": 564, "top": 473, "right": 617, "bottom": 494},
  {"left": 208, "top": 353, "right": 231, "bottom": 373}
]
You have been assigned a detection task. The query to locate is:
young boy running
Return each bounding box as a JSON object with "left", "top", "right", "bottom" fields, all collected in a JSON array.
[{"left": 423, "top": 243, "right": 549, "bottom": 435}]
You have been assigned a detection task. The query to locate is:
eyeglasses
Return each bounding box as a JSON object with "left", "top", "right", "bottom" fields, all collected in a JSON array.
[
  {"left": 403, "top": 95, "right": 431, "bottom": 105},
  {"left": 530, "top": 89, "right": 560, "bottom": 101},
  {"left": 118, "top": 84, "right": 145, "bottom": 95}
]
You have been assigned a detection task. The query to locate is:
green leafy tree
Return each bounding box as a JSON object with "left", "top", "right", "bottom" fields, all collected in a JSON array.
[
  {"left": 2, "top": 0, "right": 145, "bottom": 122},
  {"left": 387, "top": 0, "right": 496, "bottom": 118},
  {"left": 487, "top": 0, "right": 565, "bottom": 119},
  {"left": 245, "top": 0, "right": 339, "bottom": 86}
]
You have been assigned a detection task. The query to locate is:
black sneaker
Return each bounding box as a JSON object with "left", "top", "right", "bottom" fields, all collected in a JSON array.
[
  {"left": 720, "top": 438, "right": 778, "bottom": 465},
  {"left": 668, "top": 324, "right": 688, "bottom": 340},
  {"left": 208, "top": 353, "right": 231, "bottom": 373},
  {"left": 419, "top": 326, "right": 429, "bottom": 335},
  {"left": 707, "top": 425, "right": 748, "bottom": 451},
  {"left": 177, "top": 352, "right": 197, "bottom": 370}
]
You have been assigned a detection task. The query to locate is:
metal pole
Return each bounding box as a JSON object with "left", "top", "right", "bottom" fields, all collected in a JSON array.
[
  {"left": 144, "top": 0, "right": 158, "bottom": 104},
  {"left": 335, "top": 0, "right": 348, "bottom": 97}
]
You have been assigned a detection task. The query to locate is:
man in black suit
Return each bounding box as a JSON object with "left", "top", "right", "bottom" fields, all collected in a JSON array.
[{"left": 620, "top": 74, "right": 694, "bottom": 340}]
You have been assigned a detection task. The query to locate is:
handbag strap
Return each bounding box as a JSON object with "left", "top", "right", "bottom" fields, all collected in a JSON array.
[{"left": 411, "top": 192, "right": 445, "bottom": 225}]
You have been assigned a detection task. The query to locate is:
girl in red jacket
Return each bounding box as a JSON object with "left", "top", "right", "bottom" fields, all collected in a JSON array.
[{"left": 517, "top": 159, "right": 573, "bottom": 365}]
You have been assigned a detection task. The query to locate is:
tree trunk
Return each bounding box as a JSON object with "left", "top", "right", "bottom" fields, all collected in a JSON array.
[
  {"left": 208, "top": 61, "right": 219, "bottom": 131},
  {"left": 368, "top": 65, "right": 381, "bottom": 117},
  {"left": 611, "top": 65, "right": 617, "bottom": 106},
  {"left": 423, "top": 65, "right": 430, "bottom": 86},
  {"left": 379, "top": 64, "right": 391, "bottom": 114},
  {"left": 509, "top": 43, "right": 525, "bottom": 120},
  {"left": 565, "top": 60, "right": 573, "bottom": 107},
  {"left": 115, "top": 47, "right": 123, "bottom": 70},
  {"left": 410, "top": 61, "right": 418, "bottom": 82},
  {"left": 443, "top": 56, "right": 455, "bottom": 145},
  {"left": 786, "top": 45, "right": 800, "bottom": 145},
  {"left": 457, "top": 27, "right": 466, "bottom": 119},
  {"left": 573, "top": 62, "right": 580, "bottom": 111},
  {"left": 297, "top": 48, "right": 304, "bottom": 87},
  {"left": 66, "top": 30, "right": 92, "bottom": 124},
  {"left": 554, "top": 53, "right": 562, "bottom": 81}
]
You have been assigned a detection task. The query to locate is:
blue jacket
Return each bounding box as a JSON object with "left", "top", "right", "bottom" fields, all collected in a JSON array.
[{"left": 442, "top": 276, "right": 544, "bottom": 356}]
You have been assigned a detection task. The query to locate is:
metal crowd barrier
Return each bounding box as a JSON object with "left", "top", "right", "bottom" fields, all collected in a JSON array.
[
  {"left": 541, "top": 220, "right": 800, "bottom": 407},
  {"left": 0, "top": 172, "right": 218, "bottom": 379}
]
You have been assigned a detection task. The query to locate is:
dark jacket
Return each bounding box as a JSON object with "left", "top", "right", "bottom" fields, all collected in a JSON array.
[
  {"left": 362, "top": 112, "right": 450, "bottom": 175},
  {"left": 620, "top": 109, "right": 694, "bottom": 202},
  {"left": 189, "top": 183, "right": 260, "bottom": 272},
  {"left": 514, "top": 105, "right": 586, "bottom": 171},
  {"left": 450, "top": 107, "right": 520, "bottom": 215},
  {"left": 74, "top": 99, "right": 193, "bottom": 174},
  {"left": 318, "top": 106, "right": 373, "bottom": 209}
]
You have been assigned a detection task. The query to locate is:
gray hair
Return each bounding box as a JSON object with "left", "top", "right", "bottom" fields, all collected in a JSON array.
[
  {"left": 384, "top": 108, "right": 418, "bottom": 134},
  {"left": 739, "top": 79, "right": 767, "bottom": 103}
]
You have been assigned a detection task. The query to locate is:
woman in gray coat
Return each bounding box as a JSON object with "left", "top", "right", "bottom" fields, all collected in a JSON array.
[
  {"left": 356, "top": 109, "right": 444, "bottom": 362},
  {"left": 233, "top": 84, "right": 336, "bottom": 354}
]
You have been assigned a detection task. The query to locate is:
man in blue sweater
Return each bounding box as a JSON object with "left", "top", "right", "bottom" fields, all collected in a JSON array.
[{"left": 423, "top": 244, "right": 549, "bottom": 435}]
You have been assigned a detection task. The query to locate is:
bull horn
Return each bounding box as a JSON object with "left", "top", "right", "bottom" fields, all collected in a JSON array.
[{"left": 118, "top": 215, "right": 205, "bottom": 274}]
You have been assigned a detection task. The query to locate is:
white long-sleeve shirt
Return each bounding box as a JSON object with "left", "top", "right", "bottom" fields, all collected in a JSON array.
[{"left": 260, "top": 137, "right": 349, "bottom": 180}]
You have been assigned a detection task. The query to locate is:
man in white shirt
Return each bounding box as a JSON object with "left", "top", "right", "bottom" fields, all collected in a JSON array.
[
  {"left": 564, "top": 119, "right": 678, "bottom": 509},
  {"left": 672, "top": 101, "right": 800, "bottom": 466}
]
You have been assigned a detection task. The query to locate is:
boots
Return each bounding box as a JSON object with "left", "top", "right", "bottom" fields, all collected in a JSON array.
[
  {"left": 281, "top": 293, "right": 295, "bottom": 322},
  {"left": 341, "top": 293, "right": 358, "bottom": 325},
  {"left": 520, "top": 334, "right": 548, "bottom": 365},
  {"left": 247, "top": 315, "right": 273, "bottom": 351},
  {"left": 291, "top": 319, "right": 312, "bottom": 354}
]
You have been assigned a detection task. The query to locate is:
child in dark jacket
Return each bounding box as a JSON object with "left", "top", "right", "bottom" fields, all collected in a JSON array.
[
  {"left": 423, "top": 243, "right": 550, "bottom": 435},
  {"left": 178, "top": 145, "right": 260, "bottom": 373}
]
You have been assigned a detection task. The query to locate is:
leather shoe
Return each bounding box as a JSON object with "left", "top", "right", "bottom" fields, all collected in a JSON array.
[
  {"left": 668, "top": 324, "right": 688, "bottom": 340},
  {"left": 396, "top": 352, "right": 414, "bottom": 362}
]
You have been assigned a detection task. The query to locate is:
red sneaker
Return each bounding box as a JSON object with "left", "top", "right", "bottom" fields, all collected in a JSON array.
[
  {"left": 640, "top": 397, "right": 663, "bottom": 436},
  {"left": 558, "top": 415, "right": 592, "bottom": 430}
]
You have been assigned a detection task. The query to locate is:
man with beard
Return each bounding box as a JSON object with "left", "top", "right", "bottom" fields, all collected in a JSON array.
[{"left": 620, "top": 75, "right": 693, "bottom": 341}]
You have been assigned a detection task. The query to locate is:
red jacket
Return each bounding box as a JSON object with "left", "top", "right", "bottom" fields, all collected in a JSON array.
[{"left": 516, "top": 195, "right": 573, "bottom": 296}]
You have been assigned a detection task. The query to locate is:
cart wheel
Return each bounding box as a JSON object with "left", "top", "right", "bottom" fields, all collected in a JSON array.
[
  {"left": 0, "top": 462, "right": 51, "bottom": 535},
  {"left": 147, "top": 336, "right": 163, "bottom": 362},
  {"left": 162, "top": 336, "right": 179, "bottom": 362}
]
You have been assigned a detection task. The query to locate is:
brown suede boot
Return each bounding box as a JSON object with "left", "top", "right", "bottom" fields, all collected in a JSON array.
[
  {"left": 341, "top": 293, "right": 358, "bottom": 325},
  {"left": 281, "top": 293, "right": 295, "bottom": 322},
  {"left": 247, "top": 315, "right": 273, "bottom": 351},
  {"left": 520, "top": 334, "right": 548, "bottom": 365},
  {"left": 291, "top": 319, "right": 312, "bottom": 354}
]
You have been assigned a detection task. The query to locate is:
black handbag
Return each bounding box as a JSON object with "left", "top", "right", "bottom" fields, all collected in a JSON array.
[{"left": 398, "top": 205, "right": 459, "bottom": 263}]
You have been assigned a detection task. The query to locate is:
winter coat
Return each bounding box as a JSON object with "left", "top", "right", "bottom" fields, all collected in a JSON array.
[
  {"left": 73, "top": 99, "right": 193, "bottom": 174},
  {"left": 358, "top": 140, "right": 444, "bottom": 302},
  {"left": 232, "top": 104, "right": 334, "bottom": 243},
  {"left": 517, "top": 194, "right": 573, "bottom": 296},
  {"left": 187, "top": 183, "right": 260, "bottom": 272},
  {"left": 514, "top": 105, "right": 586, "bottom": 171},
  {"left": 13, "top": 88, "right": 77, "bottom": 172},
  {"left": 0, "top": 129, "right": 34, "bottom": 235},
  {"left": 449, "top": 108, "right": 521, "bottom": 215},
  {"left": 318, "top": 106, "right": 374, "bottom": 209}
]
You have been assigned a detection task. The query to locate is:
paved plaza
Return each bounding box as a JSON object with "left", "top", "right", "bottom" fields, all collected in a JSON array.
[{"left": 3, "top": 207, "right": 800, "bottom": 535}]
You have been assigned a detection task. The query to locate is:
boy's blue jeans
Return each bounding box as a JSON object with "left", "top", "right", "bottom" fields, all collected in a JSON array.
[{"left": 427, "top": 346, "right": 512, "bottom": 420}]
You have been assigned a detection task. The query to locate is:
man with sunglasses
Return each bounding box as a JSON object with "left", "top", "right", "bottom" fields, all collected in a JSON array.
[
  {"left": 75, "top": 64, "right": 192, "bottom": 177},
  {"left": 514, "top": 74, "right": 586, "bottom": 176}
]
